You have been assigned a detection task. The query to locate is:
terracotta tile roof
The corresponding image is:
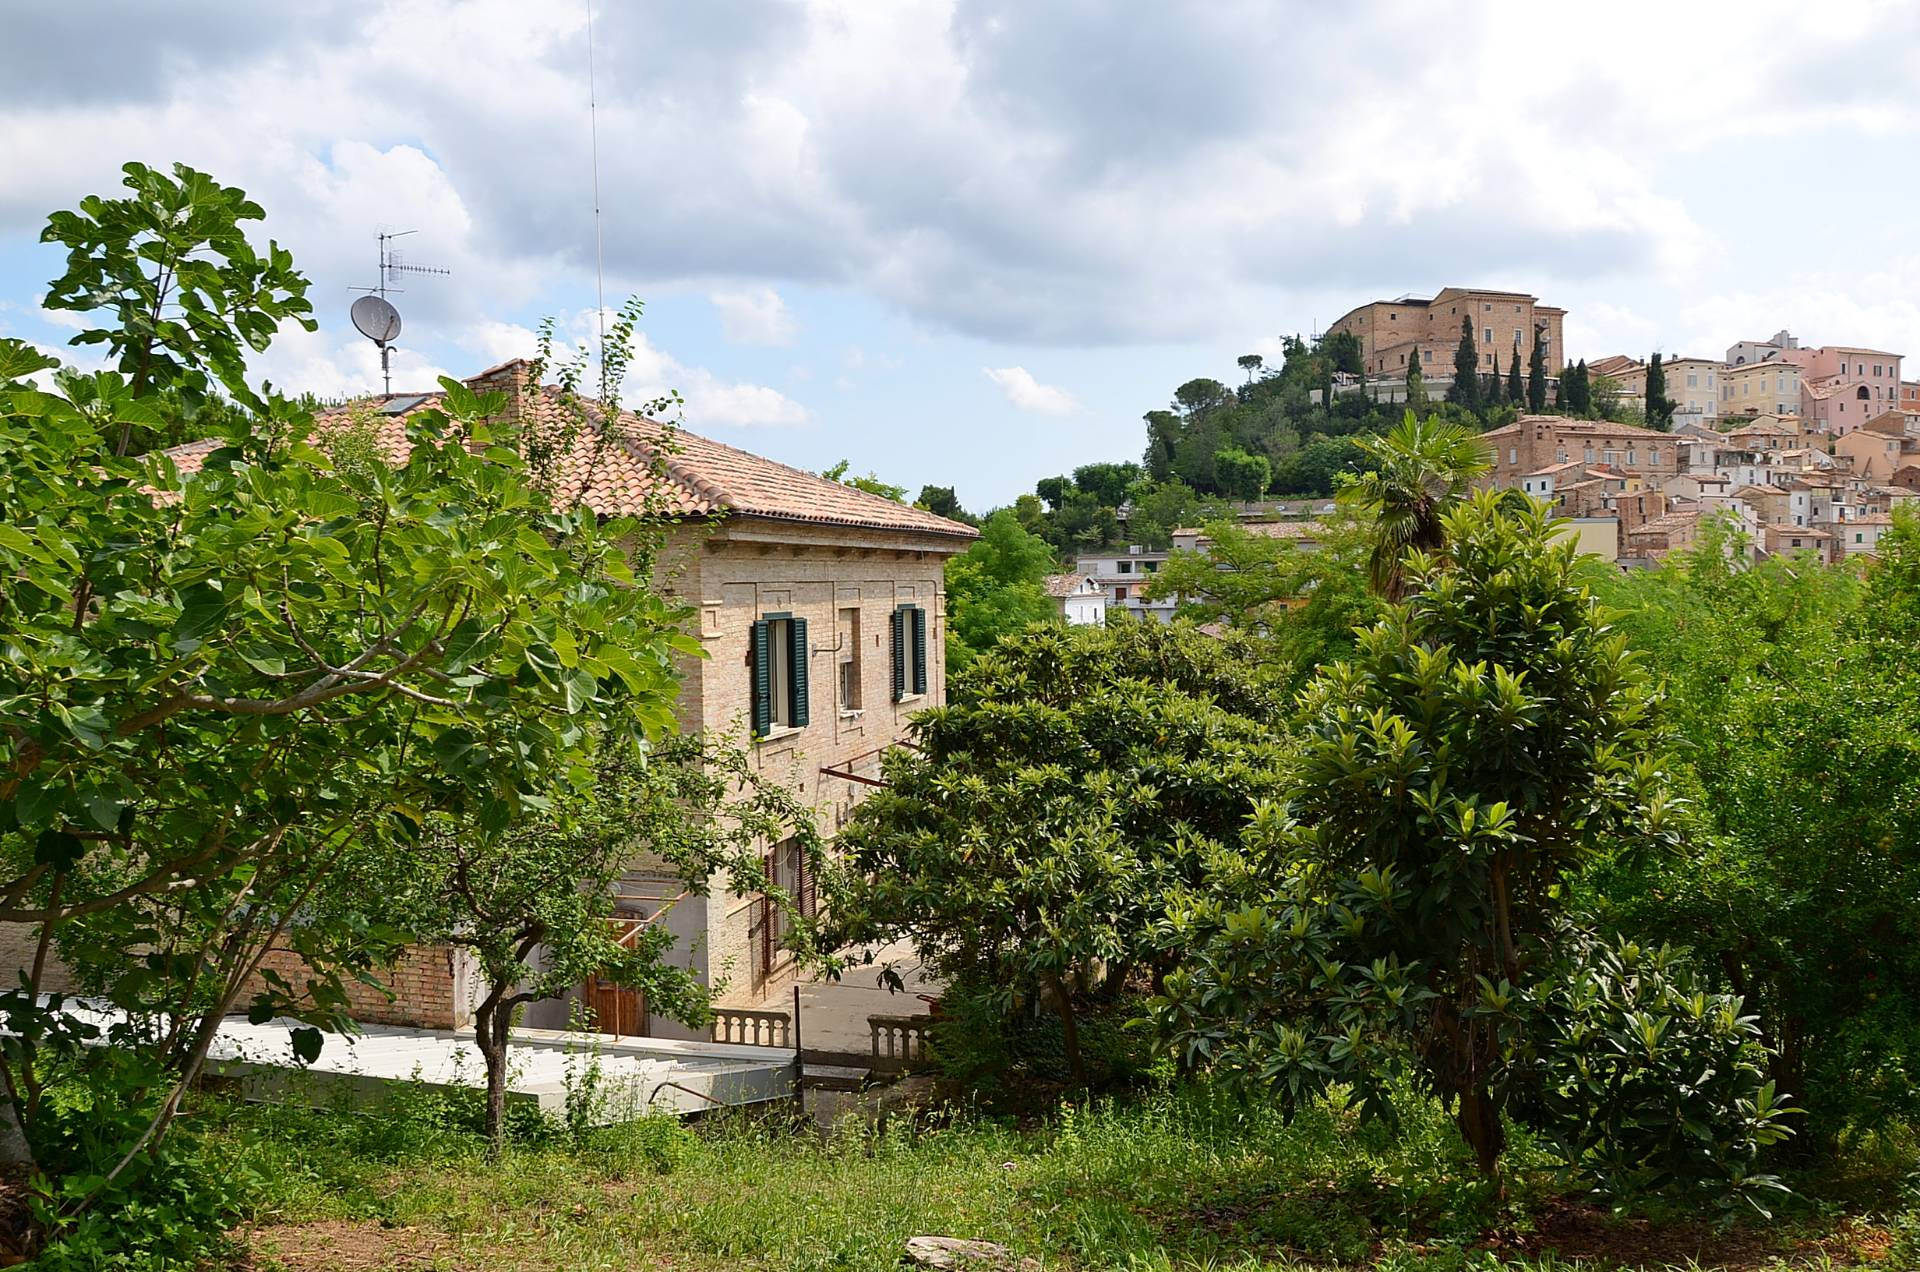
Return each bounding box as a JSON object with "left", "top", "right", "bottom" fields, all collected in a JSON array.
[
  {"left": 1586, "top": 356, "right": 1642, "bottom": 377},
  {"left": 1043, "top": 572, "right": 1096, "bottom": 598},
  {"left": 1240, "top": 520, "right": 1327, "bottom": 541},
  {"left": 1626, "top": 508, "right": 1704, "bottom": 538},
  {"left": 1481, "top": 415, "right": 1673, "bottom": 442},
  {"left": 161, "top": 362, "right": 977, "bottom": 542}
]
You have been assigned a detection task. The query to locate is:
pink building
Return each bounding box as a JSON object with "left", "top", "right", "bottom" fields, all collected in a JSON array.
[{"left": 1784, "top": 346, "right": 1905, "bottom": 436}]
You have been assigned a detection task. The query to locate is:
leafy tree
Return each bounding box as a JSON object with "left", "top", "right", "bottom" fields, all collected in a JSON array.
[
  {"left": 39, "top": 162, "right": 315, "bottom": 454},
  {"left": 1237, "top": 353, "right": 1265, "bottom": 383},
  {"left": 915, "top": 484, "right": 972, "bottom": 524},
  {"left": 387, "top": 732, "right": 821, "bottom": 1154},
  {"left": 945, "top": 509, "right": 1059, "bottom": 670},
  {"left": 1155, "top": 494, "right": 1791, "bottom": 1200},
  {"left": 1507, "top": 338, "right": 1525, "bottom": 407},
  {"left": 1448, "top": 317, "right": 1481, "bottom": 412},
  {"left": 1588, "top": 518, "right": 1920, "bottom": 1138},
  {"left": 826, "top": 620, "right": 1290, "bottom": 1084},
  {"left": 1212, "top": 446, "right": 1272, "bottom": 501},
  {"left": 1320, "top": 329, "right": 1365, "bottom": 377},
  {"left": 1034, "top": 475, "right": 1071, "bottom": 511},
  {"left": 1145, "top": 512, "right": 1382, "bottom": 675},
  {"left": 1272, "top": 435, "right": 1367, "bottom": 496},
  {"left": 1071, "top": 461, "right": 1142, "bottom": 507},
  {"left": 1142, "top": 410, "right": 1181, "bottom": 480},
  {"left": 0, "top": 169, "right": 687, "bottom": 1220},
  {"left": 1348, "top": 411, "right": 1491, "bottom": 599},
  {"left": 1644, "top": 353, "right": 1675, "bottom": 430},
  {"left": 1527, "top": 330, "right": 1548, "bottom": 413},
  {"left": 1172, "top": 377, "right": 1232, "bottom": 419},
  {"left": 822, "top": 459, "right": 907, "bottom": 502}
]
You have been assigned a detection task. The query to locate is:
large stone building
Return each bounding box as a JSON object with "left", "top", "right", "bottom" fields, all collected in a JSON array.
[
  {"left": 1783, "top": 345, "right": 1906, "bottom": 436},
  {"left": 1325, "top": 287, "right": 1567, "bottom": 380},
  {"left": 36, "top": 360, "right": 979, "bottom": 1042},
  {"left": 1481, "top": 415, "right": 1681, "bottom": 491}
]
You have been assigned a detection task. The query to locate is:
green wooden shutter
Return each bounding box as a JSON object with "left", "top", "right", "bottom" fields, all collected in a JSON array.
[
  {"left": 910, "top": 605, "right": 928, "bottom": 695},
  {"left": 889, "top": 608, "right": 906, "bottom": 702},
  {"left": 788, "top": 617, "right": 810, "bottom": 727},
  {"left": 750, "top": 619, "right": 772, "bottom": 736}
]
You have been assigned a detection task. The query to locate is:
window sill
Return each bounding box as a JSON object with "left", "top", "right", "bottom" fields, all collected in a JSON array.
[
  {"left": 839, "top": 709, "right": 865, "bottom": 721},
  {"left": 894, "top": 693, "right": 925, "bottom": 705},
  {"left": 756, "top": 724, "right": 802, "bottom": 744}
]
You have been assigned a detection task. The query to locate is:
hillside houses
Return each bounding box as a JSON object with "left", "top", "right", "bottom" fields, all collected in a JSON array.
[{"left": 1482, "top": 403, "right": 1919, "bottom": 567}]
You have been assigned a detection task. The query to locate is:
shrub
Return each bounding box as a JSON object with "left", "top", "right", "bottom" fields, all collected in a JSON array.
[{"left": 1515, "top": 935, "right": 1798, "bottom": 1213}]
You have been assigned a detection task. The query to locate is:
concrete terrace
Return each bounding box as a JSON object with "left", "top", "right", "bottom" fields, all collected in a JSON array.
[{"left": 44, "top": 1000, "right": 797, "bottom": 1122}]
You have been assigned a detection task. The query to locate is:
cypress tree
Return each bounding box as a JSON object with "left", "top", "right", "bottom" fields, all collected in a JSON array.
[
  {"left": 1490, "top": 348, "right": 1508, "bottom": 406},
  {"left": 1507, "top": 338, "right": 1525, "bottom": 407},
  {"left": 1448, "top": 316, "right": 1480, "bottom": 410},
  {"left": 1406, "top": 347, "right": 1428, "bottom": 410},
  {"left": 1645, "top": 352, "right": 1674, "bottom": 430},
  {"left": 1567, "top": 359, "right": 1592, "bottom": 416},
  {"left": 1527, "top": 330, "right": 1548, "bottom": 413}
]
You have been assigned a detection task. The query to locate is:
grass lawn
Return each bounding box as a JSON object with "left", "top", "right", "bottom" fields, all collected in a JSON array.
[{"left": 205, "top": 1081, "right": 1915, "bottom": 1272}]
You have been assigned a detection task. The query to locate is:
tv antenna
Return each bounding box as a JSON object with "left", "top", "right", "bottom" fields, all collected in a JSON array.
[{"left": 350, "top": 230, "right": 450, "bottom": 395}]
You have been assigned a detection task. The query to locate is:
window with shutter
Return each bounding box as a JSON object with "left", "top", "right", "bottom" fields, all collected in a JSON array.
[
  {"left": 788, "top": 617, "right": 809, "bottom": 728},
  {"left": 753, "top": 614, "right": 803, "bottom": 735},
  {"left": 889, "top": 608, "right": 906, "bottom": 701},
  {"left": 910, "top": 605, "right": 927, "bottom": 695},
  {"left": 749, "top": 620, "right": 772, "bottom": 736}
]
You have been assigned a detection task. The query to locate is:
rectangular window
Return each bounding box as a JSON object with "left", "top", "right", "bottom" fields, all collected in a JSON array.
[
  {"left": 1115, "top": 585, "right": 1129, "bottom": 600},
  {"left": 1508, "top": 447, "right": 1518, "bottom": 464},
  {"left": 755, "top": 836, "right": 817, "bottom": 982},
  {"left": 837, "top": 606, "right": 861, "bottom": 711},
  {"left": 1687, "top": 373, "right": 1698, "bottom": 388},
  {"left": 889, "top": 604, "right": 928, "bottom": 701},
  {"left": 750, "top": 613, "right": 810, "bottom": 736},
  {"left": 1117, "top": 561, "right": 1131, "bottom": 574},
  {"left": 1484, "top": 327, "right": 1494, "bottom": 345},
  {"left": 1423, "top": 349, "right": 1433, "bottom": 362}
]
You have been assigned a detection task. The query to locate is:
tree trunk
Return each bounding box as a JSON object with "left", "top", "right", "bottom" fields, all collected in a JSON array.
[
  {"left": 474, "top": 997, "right": 511, "bottom": 1159},
  {"left": 1045, "top": 976, "right": 1085, "bottom": 1088}
]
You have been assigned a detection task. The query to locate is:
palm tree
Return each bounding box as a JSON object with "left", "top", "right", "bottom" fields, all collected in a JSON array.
[{"left": 1350, "top": 410, "right": 1491, "bottom": 600}]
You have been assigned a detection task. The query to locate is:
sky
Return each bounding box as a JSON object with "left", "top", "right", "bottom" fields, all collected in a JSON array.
[{"left": 4, "top": 0, "right": 1920, "bottom": 510}]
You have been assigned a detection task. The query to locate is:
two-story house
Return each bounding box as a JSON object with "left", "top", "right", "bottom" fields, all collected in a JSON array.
[{"left": 155, "top": 360, "right": 978, "bottom": 1040}]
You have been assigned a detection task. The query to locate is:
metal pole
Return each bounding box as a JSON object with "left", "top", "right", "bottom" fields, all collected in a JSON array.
[{"left": 792, "top": 983, "right": 804, "bottom": 1108}]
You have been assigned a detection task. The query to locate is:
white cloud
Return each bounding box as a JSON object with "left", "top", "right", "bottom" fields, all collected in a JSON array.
[
  {"left": 982, "top": 366, "right": 1078, "bottom": 415},
  {"left": 709, "top": 286, "right": 797, "bottom": 345}
]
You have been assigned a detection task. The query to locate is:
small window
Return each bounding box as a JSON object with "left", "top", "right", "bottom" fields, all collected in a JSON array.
[
  {"left": 751, "top": 613, "right": 810, "bottom": 736},
  {"left": 1508, "top": 447, "right": 1518, "bottom": 464},
  {"left": 1423, "top": 349, "right": 1433, "bottom": 362},
  {"left": 889, "top": 604, "right": 928, "bottom": 701},
  {"left": 1484, "top": 327, "right": 1494, "bottom": 345},
  {"left": 1117, "top": 561, "right": 1132, "bottom": 574}
]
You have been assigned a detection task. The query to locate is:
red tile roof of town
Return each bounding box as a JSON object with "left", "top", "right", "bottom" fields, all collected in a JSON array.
[{"left": 162, "top": 360, "right": 977, "bottom": 541}]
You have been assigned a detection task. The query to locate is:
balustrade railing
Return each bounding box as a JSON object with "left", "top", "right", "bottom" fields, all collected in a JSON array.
[
  {"left": 710, "top": 1006, "right": 791, "bottom": 1048},
  {"left": 867, "top": 1014, "right": 931, "bottom": 1072}
]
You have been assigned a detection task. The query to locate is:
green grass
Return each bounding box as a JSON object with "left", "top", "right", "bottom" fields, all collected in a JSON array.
[{"left": 204, "top": 1082, "right": 1910, "bottom": 1272}]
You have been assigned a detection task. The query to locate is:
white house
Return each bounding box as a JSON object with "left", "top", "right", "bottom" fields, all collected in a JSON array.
[{"left": 1044, "top": 572, "right": 1107, "bottom": 626}]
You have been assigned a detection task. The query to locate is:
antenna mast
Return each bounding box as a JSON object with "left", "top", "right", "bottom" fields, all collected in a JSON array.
[
  {"left": 587, "top": 0, "right": 608, "bottom": 400},
  {"left": 352, "top": 231, "right": 450, "bottom": 396}
]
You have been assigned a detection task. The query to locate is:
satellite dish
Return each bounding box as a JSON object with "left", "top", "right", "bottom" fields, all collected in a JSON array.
[{"left": 350, "top": 295, "right": 402, "bottom": 345}]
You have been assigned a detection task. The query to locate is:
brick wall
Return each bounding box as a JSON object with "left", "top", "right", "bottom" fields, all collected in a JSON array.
[
  {"left": 247, "top": 944, "right": 469, "bottom": 1030},
  {"left": 0, "top": 921, "right": 469, "bottom": 1029}
]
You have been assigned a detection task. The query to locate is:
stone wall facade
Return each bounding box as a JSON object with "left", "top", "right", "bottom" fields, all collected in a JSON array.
[
  {"left": 1482, "top": 416, "right": 1680, "bottom": 491},
  {"left": 1328, "top": 288, "right": 1566, "bottom": 379}
]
